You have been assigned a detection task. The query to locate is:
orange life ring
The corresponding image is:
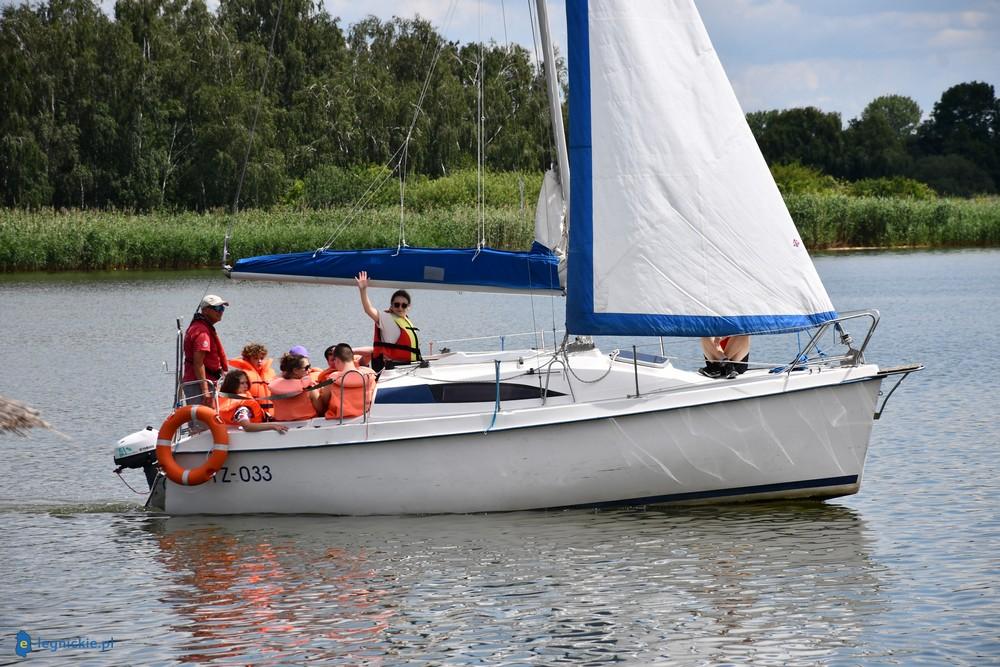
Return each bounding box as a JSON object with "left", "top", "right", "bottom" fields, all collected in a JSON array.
[{"left": 156, "top": 405, "right": 230, "bottom": 486}]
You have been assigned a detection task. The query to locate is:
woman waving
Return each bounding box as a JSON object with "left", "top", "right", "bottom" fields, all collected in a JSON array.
[{"left": 356, "top": 270, "right": 421, "bottom": 372}]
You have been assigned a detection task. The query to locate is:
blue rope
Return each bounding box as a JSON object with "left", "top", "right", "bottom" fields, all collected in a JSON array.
[
  {"left": 770, "top": 330, "right": 809, "bottom": 374},
  {"left": 485, "top": 360, "right": 501, "bottom": 433}
]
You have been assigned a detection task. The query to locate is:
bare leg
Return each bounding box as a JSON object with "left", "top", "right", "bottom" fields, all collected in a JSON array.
[
  {"left": 700, "top": 337, "right": 727, "bottom": 361},
  {"left": 722, "top": 335, "right": 750, "bottom": 363}
]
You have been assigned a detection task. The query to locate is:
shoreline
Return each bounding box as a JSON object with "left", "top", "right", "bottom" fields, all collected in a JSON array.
[{"left": 2, "top": 246, "right": 997, "bottom": 279}]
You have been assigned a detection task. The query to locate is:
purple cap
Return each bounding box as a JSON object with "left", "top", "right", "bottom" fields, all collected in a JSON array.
[{"left": 289, "top": 345, "right": 310, "bottom": 358}]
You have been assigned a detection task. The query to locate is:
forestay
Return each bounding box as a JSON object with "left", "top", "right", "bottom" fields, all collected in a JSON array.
[{"left": 564, "top": 0, "right": 836, "bottom": 337}]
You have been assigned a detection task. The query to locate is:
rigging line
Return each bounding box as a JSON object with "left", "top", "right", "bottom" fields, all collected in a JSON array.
[
  {"left": 475, "top": 15, "right": 482, "bottom": 249},
  {"left": 563, "top": 347, "right": 618, "bottom": 384},
  {"left": 500, "top": 0, "right": 510, "bottom": 51},
  {"left": 396, "top": 11, "right": 440, "bottom": 252},
  {"left": 530, "top": 0, "right": 560, "bottom": 182},
  {"left": 527, "top": 0, "right": 558, "bottom": 339},
  {"left": 393, "top": 0, "right": 460, "bottom": 252},
  {"left": 319, "top": 145, "right": 408, "bottom": 251},
  {"left": 224, "top": 0, "right": 285, "bottom": 268},
  {"left": 527, "top": 0, "right": 542, "bottom": 67},
  {"left": 321, "top": 0, "right": 460, "bottom": 254}
]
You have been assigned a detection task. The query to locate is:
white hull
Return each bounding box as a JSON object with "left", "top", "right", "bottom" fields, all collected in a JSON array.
[{"left": 156, "top": 350, "right": 885, "bottom": 515}]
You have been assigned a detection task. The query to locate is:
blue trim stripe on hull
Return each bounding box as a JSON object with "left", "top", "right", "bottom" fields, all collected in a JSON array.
[{"left": 559, "top": 475, "right": 860, "bottom": 509}]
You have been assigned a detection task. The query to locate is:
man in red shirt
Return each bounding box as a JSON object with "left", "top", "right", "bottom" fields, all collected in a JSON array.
[{"left": 181, "top": 294, "right": 229, "bottom": 405}]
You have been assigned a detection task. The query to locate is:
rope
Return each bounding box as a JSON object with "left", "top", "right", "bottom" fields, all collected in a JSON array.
[
  {"left": 562, "top": 346, "right": 618, "bottom": 384},
  {"left": 224, "top": 0, "right": 285, "bottom": 268},
  {"left": 476, "top": 0, "right": 486, "bottom": 250},
  {"left": 114, "top": 469, "right": 150, "bottom": 495},
  {"left": 485, "top": 359, "right": 501, "bottom": 433},
  {"left": 320, "top": 1, "right": 459, "bottom": 253}
]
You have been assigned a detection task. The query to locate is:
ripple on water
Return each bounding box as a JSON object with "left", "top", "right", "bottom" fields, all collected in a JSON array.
[{"left": 2, "top": 252, "right": 999, "bottom": 664}]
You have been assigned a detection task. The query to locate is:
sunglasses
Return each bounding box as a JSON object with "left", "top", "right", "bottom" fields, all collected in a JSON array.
[
  {"left": 392, "top": 302, "right": 410, "bottom": 308},
  {"left": 210, "top": 305, "right": 226, "bottom": 312},
  {"left": 298, "top": 364, "right": 311, "bottom": 371}
]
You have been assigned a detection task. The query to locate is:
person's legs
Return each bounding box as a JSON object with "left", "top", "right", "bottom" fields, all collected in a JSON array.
[
  {"left": 700, "top": 336, "right": 751, "bottom": 379},
  {"left": 181, "top": 382, "right": 206, "bottom": 406},
  {"left": 700, "top": 337, "right": 726, "bottom": 361},
  {"left": 722, "top": 335, "right": 750, "bottom": 364},
  {"left": 698, "top": 337, "right": 726, "bottom": 378},
  {"left": 180, "top": 382, "right": 210, "bottom": 432}
]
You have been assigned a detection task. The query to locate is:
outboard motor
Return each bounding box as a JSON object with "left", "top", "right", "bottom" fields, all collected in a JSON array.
[{"left": 113, "top": 426, "right": 159, "bottom": 489}]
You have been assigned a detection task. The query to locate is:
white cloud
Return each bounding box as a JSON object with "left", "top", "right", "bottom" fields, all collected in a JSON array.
[{"left": 928, "top": 27, "right": 989, "bottom": 47}]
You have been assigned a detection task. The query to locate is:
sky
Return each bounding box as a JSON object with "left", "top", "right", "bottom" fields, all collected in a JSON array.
[{"left": 318, "top": 0, "right": 1000, "bottom": 123}]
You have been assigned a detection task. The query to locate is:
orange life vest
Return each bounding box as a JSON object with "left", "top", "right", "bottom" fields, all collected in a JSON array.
[
  {"left": 228, "top": 357, "right": 276, "bottom": 415},
  {"left": 325, "top": 368, "right": 377, "bottom": 420},
  {"left": 374, "top": 314, "right": 420, "bottom": 363},
  {"left": 269, "top": 376, "right": 318, "bottom": 421},
  {"left": 317, "top": 355, "right": 364, "bottom": 383},
  {"left": 217, "top": 393, "right": 265, "bottom": 425}
]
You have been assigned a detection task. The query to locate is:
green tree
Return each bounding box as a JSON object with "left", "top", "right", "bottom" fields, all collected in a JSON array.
[
  {"left": 917, "top": 81, "right": 999, "bottom": 192},
  {"left": 842, "top": 95, "right": 921, "bottom": 180},
  {"left": 910, "top": 154, "right": 995, "bottom": 196},
  {"left": 746, "top": 107, "right": 843, "bottom": 175},
  {"left": 861, "top": 95, "right": 922, "bottom": 140},
  {"left": 0, "top": 5, "right": 53, "bottom": 205}
]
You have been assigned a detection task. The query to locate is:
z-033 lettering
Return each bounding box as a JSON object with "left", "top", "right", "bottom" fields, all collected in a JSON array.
[{"left": 213, "top": 465, "right": 273, "bottom": 483}]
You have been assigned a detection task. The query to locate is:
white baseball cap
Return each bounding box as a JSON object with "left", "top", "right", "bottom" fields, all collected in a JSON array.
[{"left": 199, "top": 294, "right": 229, "bottom": 308}]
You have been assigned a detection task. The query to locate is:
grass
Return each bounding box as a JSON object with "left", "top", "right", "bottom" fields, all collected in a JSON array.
[
  {"left": 0, "top": 207, "right": 535, "bottom": 271},
  {"left": 2, "top": 194, "right": 998, "bottom": 272},
  {"left": 785, "top": 194, "right": 1000, "bottom": 249}
]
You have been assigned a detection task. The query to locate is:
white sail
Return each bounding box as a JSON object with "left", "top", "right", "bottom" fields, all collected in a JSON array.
[
  {"left": 564, "top": 0, "right": 836, "bottom": 336},
  {"left": 534, "top": 168, "right": 565, "bottom": 252}
]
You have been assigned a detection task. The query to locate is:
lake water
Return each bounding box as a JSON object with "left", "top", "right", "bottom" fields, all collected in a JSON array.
[{"left": 1, "top": 249, "right": 997, "bottom": 665}]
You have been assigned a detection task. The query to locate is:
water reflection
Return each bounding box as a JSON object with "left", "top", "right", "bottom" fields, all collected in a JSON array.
[
  {"left": 144, "top": 517, "right": 395, "bottom": 664},
  {"left": 138, "top": 504, "right": 883, "bottom": 665}
]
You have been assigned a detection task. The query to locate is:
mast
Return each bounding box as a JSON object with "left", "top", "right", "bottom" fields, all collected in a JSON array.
[{"left": 535, "top": 0, "right": 570, "bottom": 248}]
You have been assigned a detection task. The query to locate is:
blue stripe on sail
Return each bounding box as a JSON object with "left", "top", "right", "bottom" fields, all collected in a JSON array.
[
  {"left": 232, "top": 246, "right": 561, "bottom": 293},
  {"left": 566, "top": 310, "right": 840, "bottom": 337},
  {"left": 566, "top": 0, "right": 596, "bottom": 334}
]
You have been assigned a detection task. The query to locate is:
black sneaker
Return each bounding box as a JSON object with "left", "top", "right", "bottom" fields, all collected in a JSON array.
[
  {"left": 721, "top": 362, "right": 739, "bottom": 379},
  {"left": 698, "top": 362, "right": 724, "bottom": 378}
]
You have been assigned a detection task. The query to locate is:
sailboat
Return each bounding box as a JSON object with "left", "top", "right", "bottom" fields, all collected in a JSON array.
[{"left": 116, "top": 0, "right": 920, "bottom": 515}]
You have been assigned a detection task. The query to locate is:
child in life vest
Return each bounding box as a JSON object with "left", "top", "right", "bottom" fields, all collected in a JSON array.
[
  {"left": 217, "top": 371, "right": 288, "bottom": 433},
  {"left": 323, "top": 343, "right": 377, "bottom": 420},
  {"left": 269, "top": 353, "right": 325, "bottom": 421}
]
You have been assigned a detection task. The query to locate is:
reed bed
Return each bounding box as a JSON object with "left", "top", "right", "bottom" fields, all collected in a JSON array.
[
  {"left": 0, "top": 207, "right": 535, "bottom": 271},
  {"left": 2, "top": 195, "right": 998, "bottom": 272},
  {"left": 786, "top": 194, "right": 1000, "bottom": 249}
]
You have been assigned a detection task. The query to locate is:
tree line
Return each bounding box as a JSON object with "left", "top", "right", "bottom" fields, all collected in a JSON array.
[
  {"left": 1, "top": 0, "right": 556, "bottom": 210},
  {"left": 2, "top": 0, "right": 999, "bottom": 211},
  {"left": 750, "top": 86, "right": 1000, "bottom": 198}
]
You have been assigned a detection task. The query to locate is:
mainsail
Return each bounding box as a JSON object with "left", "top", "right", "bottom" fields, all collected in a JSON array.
[
  {"left": 230, "top": 245, "right": 561, "bottom": 294},
  {"left": 564, "top": 0, "right": 836, "bottom": 337}
]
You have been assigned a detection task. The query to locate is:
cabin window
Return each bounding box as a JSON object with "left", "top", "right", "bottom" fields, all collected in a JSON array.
[{"left": 375, "top": 382, "right": 564, "bottom": 404}]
